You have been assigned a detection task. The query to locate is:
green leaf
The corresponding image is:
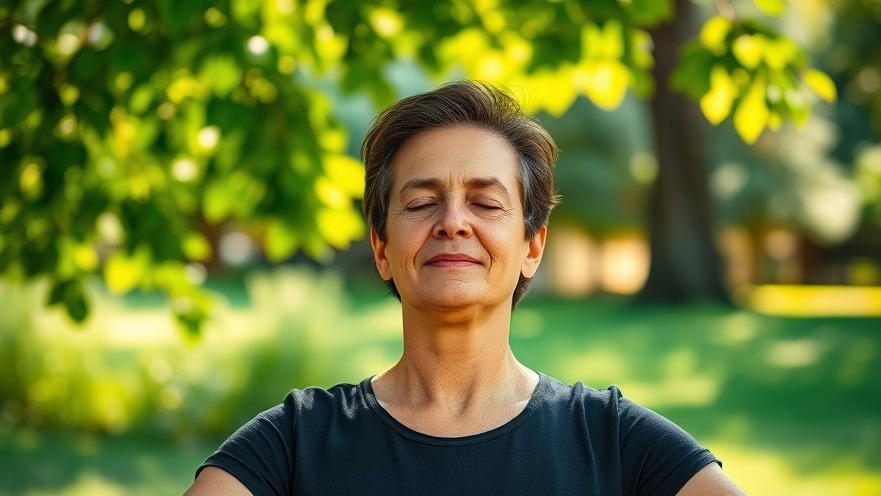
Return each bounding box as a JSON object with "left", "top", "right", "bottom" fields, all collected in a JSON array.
[
  {"left": 700, "top": 65, "right": 736, "bottom": 124},
  {"left": 575, "top": 60, "right": 631, "bottom": 110},
  {"left": 104, "top": 247, "right": 150, "bottom": 293},
  {"left": 753, "top": 0, "right": 786, "bottom": 16},
  {"left": 671, "top": 41, "right": 714, "bottom": 99},
  {"left": 199, "top": 55, "right": 243, "bottom": 98},
  {"left": 734, "top": 75, "right": 769, "bottom": 144},
  {"left": 802, "top": 69, "right": 837, "bottom": 103},
  {"left": 763, "top": 38, "right": 796, "bottom": 70},
  {"left": 597, "top": 20, "right": 624, "bottom": 60},
  {"left": 48, "top": 279, "right": 72, "bottom": 306},
  {"left": 129, "top": 84, "right": 154, "bottom": 115},
  {"left": 61, "top": 280, "right": 89, "bottom": 323},
  {"left": 265, "top": 218, "right": 299, "bottom": 262},
  {"left": 625, "top": 0, "right": 674, "bottom": 25},
  {"left": 65, "top": 292, "right": 89, "bottom": 323},
  {"left": 699, "top": 16, "right": 731, "bottom": 55},
  {"left": 317, "top": 207, "right": 365, "bottom": 250},
  {"left": 181, "top": 232, "right": 212, "bottom": 261},
  {"left": 732, "top": 34, "right": 767, "bottom": 70},
  {"left": 203, "top": 180, "right": 235, "bottom": 223},
  {"left": 323, "top": 154, "right": 365, "bottom": 198}
]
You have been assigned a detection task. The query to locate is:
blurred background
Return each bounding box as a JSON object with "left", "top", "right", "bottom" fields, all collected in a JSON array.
[{"left": 2, "top": 0, "right": 880, "bottom": 494}]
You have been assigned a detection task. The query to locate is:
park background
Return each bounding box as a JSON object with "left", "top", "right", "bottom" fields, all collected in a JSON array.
[{"left": 2, "top": 0, "right": 881, "bottom": 494}]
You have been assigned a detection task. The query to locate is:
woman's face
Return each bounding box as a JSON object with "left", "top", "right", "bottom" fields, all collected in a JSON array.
[{"left": 370, "top": 125, "right": 546, "bottom": 312}]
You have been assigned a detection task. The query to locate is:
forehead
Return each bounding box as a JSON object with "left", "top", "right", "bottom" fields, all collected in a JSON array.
[{"left": 391, "top": 125, "right": 521, "bottom": 191}]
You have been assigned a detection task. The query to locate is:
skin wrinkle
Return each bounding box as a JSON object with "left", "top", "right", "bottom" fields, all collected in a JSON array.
[{"left": 389, "top": 339, "right": 533, "bottom": 420}]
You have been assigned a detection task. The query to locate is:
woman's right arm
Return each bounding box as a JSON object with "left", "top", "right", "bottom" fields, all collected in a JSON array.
[{"left": 184, "top": 466, "right": 253, "bottom": 496}]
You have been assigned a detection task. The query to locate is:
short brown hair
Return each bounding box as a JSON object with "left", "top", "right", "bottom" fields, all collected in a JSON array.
[{"left": 361, "top": 80, "right": 559, "bottom": 307}]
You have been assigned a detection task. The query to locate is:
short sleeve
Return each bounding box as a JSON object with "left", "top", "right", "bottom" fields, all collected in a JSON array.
[
  {"left": 613, "top": 387, "right": 720, "bottom": 496},
  {"left": 196, "top": 393, "right": 298, "bottom": 496}
]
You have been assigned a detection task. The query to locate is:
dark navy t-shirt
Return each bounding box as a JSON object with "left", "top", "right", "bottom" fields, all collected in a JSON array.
[{"left": 198, "top": 373, "right": 718, "bottom": 495}]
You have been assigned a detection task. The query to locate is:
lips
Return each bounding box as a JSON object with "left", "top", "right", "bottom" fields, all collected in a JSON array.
[{"left": 424, "top": 253, "right": 482, "bottom": 267}]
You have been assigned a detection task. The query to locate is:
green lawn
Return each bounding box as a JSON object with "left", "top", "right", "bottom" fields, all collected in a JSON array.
[
  {"left": 1, "top": 274, "right": 879, "bottom": 495},
  {"left": 0, "top": 430, "right": 211, "bottom": 496}
]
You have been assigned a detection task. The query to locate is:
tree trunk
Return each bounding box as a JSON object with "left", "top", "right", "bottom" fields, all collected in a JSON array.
[{"left": 636, "top": 0, "right": 731, "bottom": 304}]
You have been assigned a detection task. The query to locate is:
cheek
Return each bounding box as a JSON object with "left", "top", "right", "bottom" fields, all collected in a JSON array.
[
  {"left": 385, "top": 231, "right": 421, "bottom": 266},
  {"left": 485, "top": 228, "right": 527, "bottom": 259},
  {"left": 495, "top": 217, "right": 527, "bottom": 244}
]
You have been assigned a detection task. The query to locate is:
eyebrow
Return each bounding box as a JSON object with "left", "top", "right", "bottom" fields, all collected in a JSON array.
[{"left": 398, "top": 177, "right": 512, "bottom": 200}]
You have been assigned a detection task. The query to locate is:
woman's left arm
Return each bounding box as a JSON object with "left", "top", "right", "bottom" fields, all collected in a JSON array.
[{"left": 676, "top": 463, "right": 747, "bottom": 496}]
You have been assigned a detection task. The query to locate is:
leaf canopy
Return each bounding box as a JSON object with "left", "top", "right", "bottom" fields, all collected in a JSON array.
[{"left": 0, "top": 0, "right": 833, "bottom": 330}]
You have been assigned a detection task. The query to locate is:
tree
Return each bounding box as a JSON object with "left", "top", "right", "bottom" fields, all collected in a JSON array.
[
  {"left": 638, "top": 0, "right": 731, "bottom": 302},
  {"left": 0, "top": 0, "right": 835, "bottom": 330}
]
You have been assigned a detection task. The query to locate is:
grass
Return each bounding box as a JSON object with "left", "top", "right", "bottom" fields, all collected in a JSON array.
[
  {"left": 0, "top": 430, "right": 212, "bottom": 496},
  {"left": 1, "top": 272, "right": 879, "bottom": 495}
]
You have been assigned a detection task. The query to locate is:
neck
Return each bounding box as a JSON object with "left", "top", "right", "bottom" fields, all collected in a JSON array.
[{"left": 374, "top": 301, "right": 536, "bottom": 418}]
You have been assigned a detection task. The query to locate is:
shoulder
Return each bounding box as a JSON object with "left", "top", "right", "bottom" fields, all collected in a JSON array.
[
  {"left": 282, "top": 381, "right": 365, "bottom": 414},
  {"left": 540, "top": 374, "right": 634, "bottom": 420},
  {"left": 215, "top": 383, "right": 350, "bottom": 450},
  {"left": 539, "top": 375, "right": 721, "bottom": 495},
  {"left": 251, "top": 380, "right": 366, "bottom": 424},
  {"left": 283, "top": 381, "right": 373, "bottom": 432},
  {"left": 193, "top": 380, "right": 370, "bottom": 496},
  {"left": 548, "top": 377, "right": 708, "bottom": 453},
  {"left": 534, "top": 375, "right": 643, "bottom": 445},
  {"left": 548, "top": 377, "right": 685, "bottom": 434}
]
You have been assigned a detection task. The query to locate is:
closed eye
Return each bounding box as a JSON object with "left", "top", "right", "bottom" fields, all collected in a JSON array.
[
  {"left": 405, "top": 201, "right": 436, "bottom": 211},
  {"left": 472, "top": 197, "right": 504, "bottom": 210}
]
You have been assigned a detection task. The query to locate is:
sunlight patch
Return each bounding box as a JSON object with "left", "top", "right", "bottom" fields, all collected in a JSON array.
[
  {"left": 709, "top": 442, "right": 881, "bottom": 496},
  {"left": 738, "top": 285, "right": 881, "bottom": 317},
  {"left": 27, "top": 472, "right": 126, "bottom": 496},
  {"left": 559, "top": 348, "right": 627, "bottom": 386},
  {"left": 624, "top": 376, "right": 719, "bottom": 408},
  {"left": 717, "top": 313, "right": 760, "bottom": 344},
  {"left": 766, "top": 339, "right": 825, "bottom": 368}
]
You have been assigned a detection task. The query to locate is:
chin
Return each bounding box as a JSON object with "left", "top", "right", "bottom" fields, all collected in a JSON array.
[
  {"left": 415, "top": 285, "right": 507, "bottom": 311},
  {"left": 403, "top": 281, "right": 467, "bottom": 305},
  {"left": 426, "top": 292, "right": 478, "bottom": 309}
]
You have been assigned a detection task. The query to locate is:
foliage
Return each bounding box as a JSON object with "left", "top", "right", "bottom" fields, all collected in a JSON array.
[
  {"left": 672, "top": 13, "right": 835, "bottom": 144},
  {"left": 0, "top": 0, "right": 834, "bottom": 329},
  {"left": 1, "top": 0, "right": 366, "bottom": 331}
]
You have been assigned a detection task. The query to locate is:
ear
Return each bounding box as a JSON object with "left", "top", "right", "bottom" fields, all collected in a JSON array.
[
  {"left": 521, "top": 225, "right": 547, "bottom": 279},
  {"left": 370, "top": 228, "right": 393, "bottom": 281}
]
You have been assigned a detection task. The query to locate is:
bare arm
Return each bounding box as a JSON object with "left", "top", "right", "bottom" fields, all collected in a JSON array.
[
  {"left": 184, "top": 466, "right": 253, "bottom": 496},
  {"left": 677, "top": 463, "right": 747, "bottom": 496}
]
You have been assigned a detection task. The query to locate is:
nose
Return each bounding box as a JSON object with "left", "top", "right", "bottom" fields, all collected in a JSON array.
[{"left": 433, "top": 201, "right": 472, "bottom": 239}]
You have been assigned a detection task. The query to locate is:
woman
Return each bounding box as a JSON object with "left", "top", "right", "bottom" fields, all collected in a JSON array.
[{"left": 186, "top": 81, "right": 745, "bottom": 495}]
